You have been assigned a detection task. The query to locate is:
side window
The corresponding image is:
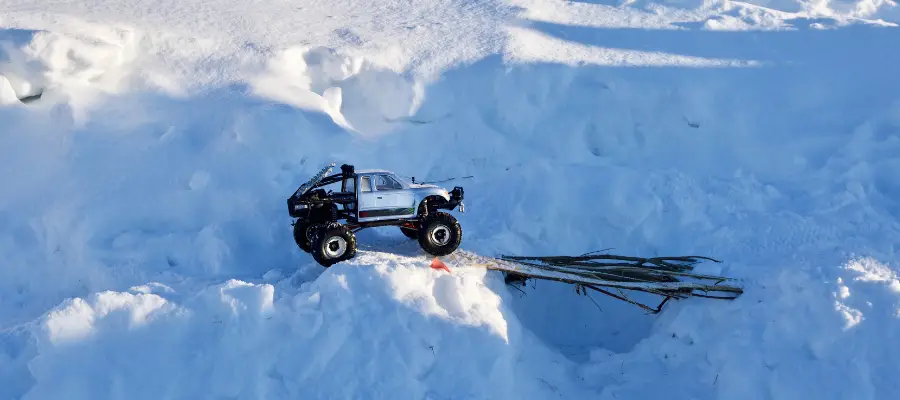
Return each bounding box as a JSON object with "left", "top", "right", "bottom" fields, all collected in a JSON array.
[
  {"left": 360, "top": 176, "right": 372, "bottom": 192},
  {"left": 374, "top": 175, "right": 402, "bottom": 191}
]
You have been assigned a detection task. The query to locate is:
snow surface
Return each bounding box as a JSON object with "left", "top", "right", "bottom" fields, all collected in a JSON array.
[{"left": 2, "top": 0, "right": 900, "bottom": 398}]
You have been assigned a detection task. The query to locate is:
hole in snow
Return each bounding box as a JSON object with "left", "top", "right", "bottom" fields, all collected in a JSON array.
[{"left": 505, "top": 279, "right": 657, "bottom": 360}]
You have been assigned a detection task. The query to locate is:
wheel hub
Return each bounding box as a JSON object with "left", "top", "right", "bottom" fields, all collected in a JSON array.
[
  {"left": 324, "top": 237, "right": 347, "bottom": 258},
  {"left": 430, "top": 224, "right": 451, "bottom": 246}
]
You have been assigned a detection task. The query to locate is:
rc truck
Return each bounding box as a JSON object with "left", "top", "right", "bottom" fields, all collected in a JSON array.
[{"left": 287, "top": 163, "right": 466, "bottom": 267}]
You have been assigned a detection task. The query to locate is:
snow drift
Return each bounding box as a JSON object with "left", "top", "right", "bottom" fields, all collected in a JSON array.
[
  {"left": 3, "top": 0, "right": 900, "bottom": 399},
  {"left": 0, "top": 26, "right": 138, "bottom": 117},
  {"left": 17, "top": 255, "right": 590, "bottom": 400},
  {"left": 250, "top": 46, "right": 426, "bottom": 137}
]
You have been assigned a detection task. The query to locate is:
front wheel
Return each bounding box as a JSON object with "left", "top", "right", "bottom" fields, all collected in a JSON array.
[
  {"left": 417, "top": 212, "right": 462, "bottom": 256},
  {"left": 311, "top": 224, "right": 358, "bottom": 267}
]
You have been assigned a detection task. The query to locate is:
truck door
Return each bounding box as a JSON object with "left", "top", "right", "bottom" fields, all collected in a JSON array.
[
  {"left": 371, "top": 174, "right": 416, "bottom": 219},
  {"left": 357, "top": 175, "right": 379, "bottom": 221}
]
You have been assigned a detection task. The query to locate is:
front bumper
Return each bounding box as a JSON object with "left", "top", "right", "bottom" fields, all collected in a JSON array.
[
  {"left": 439, "top": 186, "right": 465, "bottom": 212},
  {"left": 287, "top": 197, "right": 306, "bottom": 218}
]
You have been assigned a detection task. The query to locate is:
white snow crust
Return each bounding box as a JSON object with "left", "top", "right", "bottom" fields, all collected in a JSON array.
[{"left": 2, "top": 0, "right": 900, "bottom": 399}]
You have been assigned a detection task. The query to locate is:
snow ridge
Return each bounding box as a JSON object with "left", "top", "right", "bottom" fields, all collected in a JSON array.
[{"left": 17, "top": 257, "right": 590, "bottom": 400}]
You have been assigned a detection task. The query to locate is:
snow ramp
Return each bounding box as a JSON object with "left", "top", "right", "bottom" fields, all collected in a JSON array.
[{"left": 9, "top": 253, "right": 591, "bottom": 400}]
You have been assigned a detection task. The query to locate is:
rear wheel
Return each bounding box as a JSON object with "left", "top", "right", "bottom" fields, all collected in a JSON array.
[
  {"left": 293, "top": 220, "right": 313, "bottom": 253},
  {"left": 311, "top": 223, "right": 357, "bottom": 267},
  {"left": 417, "top": 212, "right": 462, "bottom": 256}
]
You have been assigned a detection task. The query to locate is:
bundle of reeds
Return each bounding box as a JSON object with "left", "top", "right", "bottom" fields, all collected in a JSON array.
[{"left": 467, "top": 251, "right": 744, "bottom": 313}]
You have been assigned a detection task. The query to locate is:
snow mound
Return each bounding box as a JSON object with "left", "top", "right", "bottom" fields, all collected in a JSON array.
[
  {"left": 577, "top": 256, "right": 900, "bottom": 399},
  {"left": 593, "top": 0, "right": 900, "bottom": 24},
  {"left": 250, "top": 46, "right": 425, "bottom": 137},
  {"left": 0, "top": 26, "right": 137, "bottom": 117},
  {"left": 0, "top": 75, "right": 19, "bottom": 104},
  {"left": 14, "top": 255, "right": 587, "bottom": 400}
]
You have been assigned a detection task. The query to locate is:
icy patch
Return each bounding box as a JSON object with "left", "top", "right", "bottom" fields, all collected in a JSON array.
[
  {"left": 836, "top": 257, "right": 900, "bottom": 329},
  {"left": 845, "top": 256, "right": 900, "bottom": 291}
]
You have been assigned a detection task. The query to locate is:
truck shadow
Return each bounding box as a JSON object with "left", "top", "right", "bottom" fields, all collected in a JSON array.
[{"left": 351, "top": 227, "right": 426, "bottom": 257}]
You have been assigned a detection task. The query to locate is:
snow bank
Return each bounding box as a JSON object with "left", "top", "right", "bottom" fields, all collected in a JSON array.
[
  {"left": 16, "top": 256, "right": 588, "bottom": 400},
  {"left": 373, "top": 19, "right": 900, "bottom": 376},
  {"left": 249, "top": 46, "right": 424, "bottom": 137},
  {"left": 0, "top": 27, "right": 138, "bottom": 118},
  {"left": 0, "top": 75, "right": 18, "bottom": 104},
  {"left": 2, "top": 0, "right": 900, "bottom": 399},
  {"left": 576, "top": 256, "right": 900, "bottom": 399}
]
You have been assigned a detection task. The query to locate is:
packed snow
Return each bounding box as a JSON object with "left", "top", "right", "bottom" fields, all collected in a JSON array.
[{"left": 2, "top": 0, "right": 900, "bottom": 399}]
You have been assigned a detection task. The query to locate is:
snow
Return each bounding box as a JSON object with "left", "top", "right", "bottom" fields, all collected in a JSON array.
[
  {"left": 18, "top": 257, "right": 592, "bottom": 399},
  {"left": 2, "top": 0, "right": 900, "bottom": 399}
]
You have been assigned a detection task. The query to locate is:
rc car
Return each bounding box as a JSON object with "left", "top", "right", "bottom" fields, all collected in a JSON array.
[{"left": 287, "top": 163, "right": 466, "bottom": 267}]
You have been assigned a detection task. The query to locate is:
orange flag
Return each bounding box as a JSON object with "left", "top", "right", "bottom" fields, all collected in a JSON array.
[{"left": 430, "top": 257, "right": 451, "bottom": 273}]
